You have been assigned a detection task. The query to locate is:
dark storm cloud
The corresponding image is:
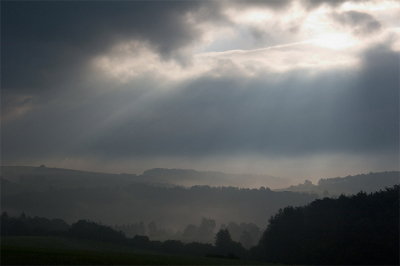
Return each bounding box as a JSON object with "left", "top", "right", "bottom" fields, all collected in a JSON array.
[
  {"left": 1, "top": 1, "right": 224, "bottom": 91},
  {"left": 332, "top": 11, "right": 382, "bottom": 36},
  {"left": 1, "top": 0, "right": 326, "bottom": 93},
  {"left": 1, "top": 1, "right": 231, "bottom": 136}
]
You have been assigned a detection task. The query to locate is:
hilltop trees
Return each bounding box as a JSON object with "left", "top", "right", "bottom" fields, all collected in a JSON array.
[
  {"left": 256, "top": 185, "right": 399, "bottom": 265},
  {"left": 317, "top": 171, "right": 399, "bottom": 193}
]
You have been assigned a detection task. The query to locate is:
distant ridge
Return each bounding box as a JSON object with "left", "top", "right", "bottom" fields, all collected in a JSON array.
[
  {"left": 1, "top": 166, "right": 294, "bottom": 189},
  {"left": 276, "top": 171, "right": 399, "bottom": 196},
  {"left": 143, "top": 168, "right": 294, "bottom": 189},
  {"left": 2, "top": 166, "right": 397, "bottom": 193},
  {"left": 1, "top": 165, "right": 122, "bottom": 182}
]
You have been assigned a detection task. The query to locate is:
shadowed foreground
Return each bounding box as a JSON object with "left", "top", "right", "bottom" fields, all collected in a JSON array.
[{"left": 1, "top": 236, "right": 268, "bottom": 265}]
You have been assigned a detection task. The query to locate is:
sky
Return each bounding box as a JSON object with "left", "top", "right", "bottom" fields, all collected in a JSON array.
[{"left": 1, "top": 0, "right": 399, "bottom": 182}]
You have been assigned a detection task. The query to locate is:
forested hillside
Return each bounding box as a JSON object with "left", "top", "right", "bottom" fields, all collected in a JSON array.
[
  {"left": 317, "top": 171, "right": 399, "bottom": 192},
  {"left": 254, "top": 185, "right": 399, "bottom": 265}
]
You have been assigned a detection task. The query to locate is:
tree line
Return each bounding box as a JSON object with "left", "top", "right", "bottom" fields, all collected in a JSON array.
[
  {"left": 252, "top": 185, "right": 399, "bottom": 265},
  {"left": 1, "top": 212, "right": 261, "bottom": 254},
  {"left": 283, "top": 171, "right": 399, "bottom": 194},
  {"left": 2, "top": 185, "right": 398, "bottom": 264},
  {"left": 1, "top": 212, "right": 70, "bottom": 236},
  {"left": 1, "top": 213, "right": 248, "bottom": 259},
  {"left": 317, "top": 171, "right": 399, "bottom": 192}
]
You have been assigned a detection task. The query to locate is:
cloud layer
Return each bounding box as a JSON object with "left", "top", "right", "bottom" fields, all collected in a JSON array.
[{"left": 2, "top": 0, "right": 399, "bottom": 180}]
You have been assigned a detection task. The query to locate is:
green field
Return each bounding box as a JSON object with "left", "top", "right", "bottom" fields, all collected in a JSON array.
[{"left": 1, "top": 236, "right": 269, "bottom": 265}]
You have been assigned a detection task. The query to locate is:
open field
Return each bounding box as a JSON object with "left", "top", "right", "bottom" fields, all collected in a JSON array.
[{"left": 1, "top": 236, "right": 269, "bottom": 265}]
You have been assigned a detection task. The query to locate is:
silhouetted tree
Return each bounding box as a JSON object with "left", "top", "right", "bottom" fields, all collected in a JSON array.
[{"left": 215, "top": 229, "right": 232, "bottom": 255}]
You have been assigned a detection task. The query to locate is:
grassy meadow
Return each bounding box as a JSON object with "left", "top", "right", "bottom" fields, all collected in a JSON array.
[{"left": 1, "top": 236, "right": 269, "bottom": 265}]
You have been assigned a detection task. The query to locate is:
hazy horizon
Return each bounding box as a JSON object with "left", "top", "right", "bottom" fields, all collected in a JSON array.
[{"left": 2, "top": 0, "right": 399, "bottom": 184}]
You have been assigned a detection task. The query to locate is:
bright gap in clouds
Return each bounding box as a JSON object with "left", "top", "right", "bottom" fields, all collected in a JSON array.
[
  {"left": 90, "top": 0, "right": 398, "bottom": 85},
  {"left": 313, "top": 33, "right": 355, "bottom": 50},
  {"left": 91, "top": 39, "right": 360, "bottom": 85}
]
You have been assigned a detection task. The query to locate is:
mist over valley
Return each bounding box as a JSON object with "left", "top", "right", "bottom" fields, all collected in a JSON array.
[{"left": 2, "top": 166, "right": 398, "bottom": 246}]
